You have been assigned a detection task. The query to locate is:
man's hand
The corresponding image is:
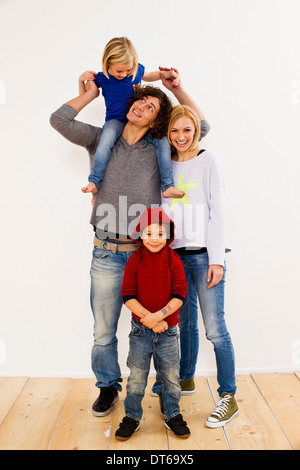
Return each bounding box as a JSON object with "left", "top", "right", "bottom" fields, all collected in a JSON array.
[
  {"left": 85, "top": 79, "right": 100, "bottom": 99},
  {"left": 207, "top": 265, "right": 224, "bottom": 288},
  {"left": 79, "top": 70, "right": 97, "bottom": 83}
]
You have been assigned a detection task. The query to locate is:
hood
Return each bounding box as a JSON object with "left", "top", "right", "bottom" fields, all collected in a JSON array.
[{"left": 132, "top": 208, "right": 175, "bottom": 248}]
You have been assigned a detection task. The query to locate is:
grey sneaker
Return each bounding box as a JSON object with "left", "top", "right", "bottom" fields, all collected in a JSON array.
[
  {"left": 180, "top": 378, "right": 195, "bottom": 395},
  {"left": 206, "top": 393, "right": 239, "bottom": 428}
]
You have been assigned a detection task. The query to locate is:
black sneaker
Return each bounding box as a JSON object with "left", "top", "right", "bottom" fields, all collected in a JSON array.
[
  {"left": 115, "top": 416, "right": 140, "bottom": 441},
  {"left": 92, "top": 386, "right": 119, "bottom": 417},
  {"left": 165, "top": 414, "right": 191, "bottom": 438}
]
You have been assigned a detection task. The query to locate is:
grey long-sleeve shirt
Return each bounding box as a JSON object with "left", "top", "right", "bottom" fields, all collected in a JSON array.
[{"left": 50, "top": 104, "right": 210, "bottom": 238}]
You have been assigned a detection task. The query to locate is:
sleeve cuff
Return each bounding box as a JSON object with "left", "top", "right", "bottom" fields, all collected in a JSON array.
[
  {"left": 172, "top": 294, "right": 186, "bottom": 301},
  {"left": 122, "top": 295, "right": 137, "bottom": 303}
]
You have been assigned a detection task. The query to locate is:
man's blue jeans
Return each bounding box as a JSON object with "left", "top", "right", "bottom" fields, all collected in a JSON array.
[
  {"left": 152, "top": 252, "right": 236, "bottom": 397},
  {"left": 124, "top": 318, "right": 181, "bottom": 422},
  {"left": 90, "top": 244, "right": 135, "bottom": 391}
]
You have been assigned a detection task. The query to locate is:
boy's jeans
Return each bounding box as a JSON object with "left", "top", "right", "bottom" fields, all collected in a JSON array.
[
  {"left": 153, "top": 253, "right": 236, "bottom": 397},
  {"left": 88, "top": 118, "right": 174, "bottom": 191},
  {"left": 125, "top": 318, "right": 181, "bottom": 422},
  {"left": 90, "top": 244, "right": 135, "bottom": 391}
]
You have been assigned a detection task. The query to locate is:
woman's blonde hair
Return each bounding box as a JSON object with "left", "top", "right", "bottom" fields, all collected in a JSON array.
[
  {"left": 102, "top": 37, "right": 138, "bottom": 79},
  {"left": 168, "top": 105, "right": 201, "bottom": 152}
]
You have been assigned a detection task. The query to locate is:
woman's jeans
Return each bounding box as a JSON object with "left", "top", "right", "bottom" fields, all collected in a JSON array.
[
  {"left": 90, "top": 244, "right": 135, "bottom": 391},
  {"left": 124, "top": 318, "right": 181, "bottom": 421},
  {"left": 153, "top": 252, "right": 236, "bottom": 397},
  {"left": 88, "top": 118, "right": 174, "bottom": 191}
]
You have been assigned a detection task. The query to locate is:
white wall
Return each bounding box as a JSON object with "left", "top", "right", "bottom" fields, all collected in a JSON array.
[{"left": 0, "top": 0, "right": 300, "bottom": 378}]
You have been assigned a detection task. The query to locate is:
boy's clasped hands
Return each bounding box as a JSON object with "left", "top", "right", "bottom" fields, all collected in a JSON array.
[{"left": 139, "top": 308, "right": 169, "bottom": 333}]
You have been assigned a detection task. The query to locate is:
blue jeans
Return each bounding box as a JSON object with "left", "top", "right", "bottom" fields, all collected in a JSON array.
[
  {"left": 90, "top": 244, "right": 135, "bottom": 391},
  {"left": 153, "top": 253, "right": 236, "bottom": 397},
  {"left": 88, "top": 119, "right": 125, "bottom": 188},
  {"left": 125, "top": 318, "right": 181, "bottom": 421},
  {"left": 144, "top": 134, "right": 174, "bottom": 192}
]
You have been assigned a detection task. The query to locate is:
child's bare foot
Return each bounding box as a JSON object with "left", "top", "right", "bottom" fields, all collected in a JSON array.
[
  {"left": 163, "top": 186, "right": 184, "bottom": 198},
  {"left": 81, "top": 182, "right": 98, "bottom": 194}
]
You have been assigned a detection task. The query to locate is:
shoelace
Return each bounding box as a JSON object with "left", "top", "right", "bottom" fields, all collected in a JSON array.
[{"left": 212, "top": 394, "right": 231, "bottom": 418}]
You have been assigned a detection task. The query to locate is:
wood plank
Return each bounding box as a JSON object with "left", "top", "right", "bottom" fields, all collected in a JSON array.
[
  {"left": 252, "top": 373, "right": 300, "bottom": 450},
  {"left": 49, "top": 378, "right": 111, "bottom": 450},
  {"left": 0, "top": 378, "right": 72, "bottom": 450},
  {"left": 207, "top": 375, "right": 292, "bottom": 450},
  {"left": 109, "top": 377, "right": 169, "bottom": 450},
  {"left": 0, "top": 377, "right": 28, "bottom": 425},
  {"left": 168, "top": 376, "right": 229, "bottom": 450}
]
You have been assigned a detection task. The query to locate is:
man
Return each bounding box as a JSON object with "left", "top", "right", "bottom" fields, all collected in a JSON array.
[{"left": 50, "top": 76, "right": 210, "bottom": 417}]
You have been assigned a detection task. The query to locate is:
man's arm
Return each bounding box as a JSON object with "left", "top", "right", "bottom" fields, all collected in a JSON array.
[
  {"left": 49, "top": 80, "right": 101, "bottom": 151},
  {"left": 66, "top": 79, "right": 99, "bottom": 113}
]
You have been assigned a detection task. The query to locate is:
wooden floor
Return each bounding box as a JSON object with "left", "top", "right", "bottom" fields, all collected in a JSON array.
[{"left": 0, "top": 373, "right": 299, "bottom": 450}]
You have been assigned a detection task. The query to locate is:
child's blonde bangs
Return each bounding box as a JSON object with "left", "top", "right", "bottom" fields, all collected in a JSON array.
[{"left": 102, "top": 37, "right": 138, "bottom": 80}]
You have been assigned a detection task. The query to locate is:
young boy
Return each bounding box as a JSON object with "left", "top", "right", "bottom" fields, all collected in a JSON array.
[{"left": 115, "top": 208, "right": 190, "bottom": 441}]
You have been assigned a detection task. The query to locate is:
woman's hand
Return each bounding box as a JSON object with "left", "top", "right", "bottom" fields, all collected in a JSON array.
[
  {"left": 159, "top": 66, "right": 182, "bottom": 91},
  {"left": 207, "top": 265, "right": 224, "bottom": 288}
]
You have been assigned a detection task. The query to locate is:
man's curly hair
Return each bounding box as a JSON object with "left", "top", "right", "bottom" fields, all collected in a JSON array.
[{"left": 126, "top": 84, "right": 173, "bottom": 139}]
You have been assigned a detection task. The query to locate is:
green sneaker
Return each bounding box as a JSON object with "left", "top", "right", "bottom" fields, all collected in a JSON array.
[
  {"left": 180, "top": 378, "right": 195, "bottom": 395},
  {"left": 206, "top": 393, "right": 239, "bottom": 428}
]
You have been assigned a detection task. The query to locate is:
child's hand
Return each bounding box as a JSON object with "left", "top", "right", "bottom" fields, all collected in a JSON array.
[
  {"left": 152, "top": 320, "right": 168, "bottom": 334},
  {"left": 79, "top": 70, "right": 97, "bottom": 83},
  {"left": 140, "top": 311, "right": 163, "bottom": 329},
  {"left": 81, "top": 182, "right": 98, "bottom": 194}
]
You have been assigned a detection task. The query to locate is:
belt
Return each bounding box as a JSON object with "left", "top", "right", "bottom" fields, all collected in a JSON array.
[{"left": 93, "top": 236, "right": 139, "bottom": 252}]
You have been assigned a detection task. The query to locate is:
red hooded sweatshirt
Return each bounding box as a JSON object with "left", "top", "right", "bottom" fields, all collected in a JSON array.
[{"left": 121, "top": 208, "right": 187, "bottom": 327}]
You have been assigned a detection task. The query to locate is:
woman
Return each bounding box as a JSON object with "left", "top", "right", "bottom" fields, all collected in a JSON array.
[{"left": 158, "top": 90, "right": 239, "bottom": 428}]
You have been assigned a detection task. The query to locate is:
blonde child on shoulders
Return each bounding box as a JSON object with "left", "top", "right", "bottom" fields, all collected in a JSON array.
[{"left": 79, "top": 36, "right": 183, "bottom": 199}]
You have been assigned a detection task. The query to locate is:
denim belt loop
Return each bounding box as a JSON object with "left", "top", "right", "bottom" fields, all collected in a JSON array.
[{"left": 113, "top": 243, "right": 117, "bottom": 254}]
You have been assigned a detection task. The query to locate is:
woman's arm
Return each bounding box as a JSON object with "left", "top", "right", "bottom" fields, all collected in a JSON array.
[{"left": 159, "top": 67, "right": 206, "bottom": 120}]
